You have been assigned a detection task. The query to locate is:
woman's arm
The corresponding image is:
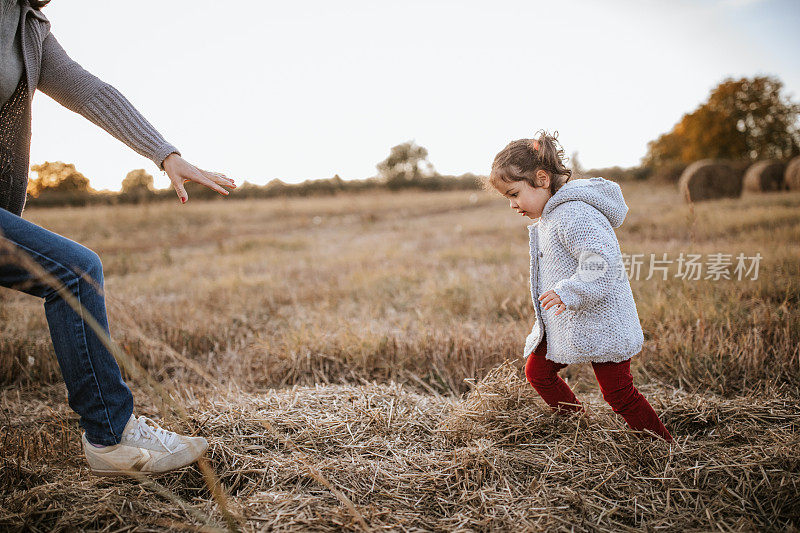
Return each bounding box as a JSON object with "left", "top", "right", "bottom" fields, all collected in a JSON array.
[
  {"left": 37, "top": 32, "right": 177, "bottom": 169},
  {"left": 37, "top": 31, "right": 234, "bottom": 202}
]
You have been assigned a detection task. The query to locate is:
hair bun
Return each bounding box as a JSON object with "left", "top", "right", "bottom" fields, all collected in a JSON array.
[{"left": 486, "top": 129, "right": 572, "bottom": 193}]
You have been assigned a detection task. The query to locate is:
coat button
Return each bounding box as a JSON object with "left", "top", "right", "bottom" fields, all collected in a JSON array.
[{"left": 538, "top": 251, "right": 543, "bottom": 257}]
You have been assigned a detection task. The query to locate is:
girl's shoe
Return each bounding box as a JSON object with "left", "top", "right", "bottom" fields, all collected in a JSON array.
[{"left": 83, "top": 415, "right": 208, "bottom": 476}]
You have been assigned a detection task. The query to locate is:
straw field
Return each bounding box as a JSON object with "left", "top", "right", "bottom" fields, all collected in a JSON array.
[{"left": 1, "top": 181, "right": 799, "bottom": 531}]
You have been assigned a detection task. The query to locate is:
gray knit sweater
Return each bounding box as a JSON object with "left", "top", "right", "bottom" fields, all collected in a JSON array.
[
  {"left": 1, "top": 0, "right": 179, "bottom": 215},
  {"left": 524, "top": 177, "right": 645, "bottom": 364},
  {"left": 0, "top": 1, "right": 23, "bottom": 106}
]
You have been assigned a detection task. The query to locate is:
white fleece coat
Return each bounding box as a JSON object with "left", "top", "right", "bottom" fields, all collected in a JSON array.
[{"left": 523, "top": 177, "right": 645, "bottom": 364}]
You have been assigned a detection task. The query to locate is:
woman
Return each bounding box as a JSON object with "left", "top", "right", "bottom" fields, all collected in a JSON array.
[{"left": 1, "top": 0, "right": 235, "bottom": 475}]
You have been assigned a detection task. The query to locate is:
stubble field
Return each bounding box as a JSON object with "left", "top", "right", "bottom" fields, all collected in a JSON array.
[{"left": 1, "top": 181, "right": 798, "bottom": 531}]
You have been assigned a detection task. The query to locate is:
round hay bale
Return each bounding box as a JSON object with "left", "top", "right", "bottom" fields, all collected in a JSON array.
[
  {"left": 678, "top": 159, "right": 742, "bottom": 203},
  {"left": 785, "top": 156, "right": 800, "bottom": 191},
  {"left": 743, "top": 160, "right": 787, "bottom": 192}
]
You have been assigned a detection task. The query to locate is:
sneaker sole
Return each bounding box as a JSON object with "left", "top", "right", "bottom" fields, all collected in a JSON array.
[
  {"left": 90, "top": 468, "right": 149, "bottom": 477},
  {"left": 89, "top": 454, "right": 205, "bottom": 477},
  {"left": 89, "top": 463, "right": 198, "bottom": 477}
]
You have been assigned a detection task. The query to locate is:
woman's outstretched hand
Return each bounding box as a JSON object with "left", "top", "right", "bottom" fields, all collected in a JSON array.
[{"left": 162, "top": 153, "right": 236, "bottom": 204}]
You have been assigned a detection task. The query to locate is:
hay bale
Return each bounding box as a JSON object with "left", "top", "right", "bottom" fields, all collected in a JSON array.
[
  {"left": 743, "top": 160, "right": 787, "bottom": 192},
  {"left": 678, "top": 159, "right": 742, "bottom": 203},
  {"left": 786, "top": 156, "right": 800, "bottom": 191}
]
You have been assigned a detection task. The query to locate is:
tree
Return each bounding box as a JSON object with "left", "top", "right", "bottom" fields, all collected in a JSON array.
[
  {"left": 121, "top": 169, "right": 155, "bottom": 202},
  {"left": 27, "top": 161, "right": 92, "bottom": 197},
  {"left": 377, "top": 141, "right": 437, "bottom": 190},
  {"left": 121, "top": 169, "right": 154, "bottom": 193},
  {"left": 643, "top": 76, "right": 800, "bottom": 168}
]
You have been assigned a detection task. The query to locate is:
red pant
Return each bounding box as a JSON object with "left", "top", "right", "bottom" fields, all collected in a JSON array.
[{"left": 525, "top": 332, "right": 673, "bottom": 442}]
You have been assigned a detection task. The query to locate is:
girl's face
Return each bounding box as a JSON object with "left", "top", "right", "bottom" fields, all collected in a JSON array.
[{"left": 496, "top": 172, "right": 552, "bottom": 220}]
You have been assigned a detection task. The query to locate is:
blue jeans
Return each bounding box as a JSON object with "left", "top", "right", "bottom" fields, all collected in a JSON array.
[{"left": 0, "top": 208, "right": 133, "bottom": 445}]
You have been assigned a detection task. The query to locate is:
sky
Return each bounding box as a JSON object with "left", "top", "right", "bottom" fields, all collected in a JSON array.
[{"left": 28, "top": 0, "right": 800, "bottom": 191}]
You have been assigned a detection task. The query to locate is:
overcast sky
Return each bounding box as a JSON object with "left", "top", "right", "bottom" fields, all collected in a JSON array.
[{"left": 28, "top": 0, "right": 800, "bottom": 191}]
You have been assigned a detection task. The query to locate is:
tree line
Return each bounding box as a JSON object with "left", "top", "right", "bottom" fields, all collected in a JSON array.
[
  {"left": 24, "top": 75, "right": 800, "bottom": 207},
  {"left": 24, "top": 148, "right": 482, "bottom": 207}
]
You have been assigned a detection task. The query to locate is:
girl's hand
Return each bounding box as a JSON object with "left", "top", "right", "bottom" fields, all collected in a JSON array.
[
  {"left": 539, "top": 290, "right": 567, "bottom": 315},
  {"left": 162, "top": 153, "right": 236, "bottom": 204}
]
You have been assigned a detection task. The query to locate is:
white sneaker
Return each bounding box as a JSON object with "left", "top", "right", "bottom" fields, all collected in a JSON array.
[{"left": 83, "top": 415, "right": 208, "bottom": 476}]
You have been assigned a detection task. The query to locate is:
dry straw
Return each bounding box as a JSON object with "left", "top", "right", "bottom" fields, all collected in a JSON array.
[
  {"left": 0, "top": 230, "right": 406, "bottom": 532},
  {"left": 2, "top": 189, "right": 800, "bottom": 531},
  {"left": 0, "top": 233, "right": 241, "bottom": 531},
  {"left": 3, "top": 360, "right": 798, "bottom": 531}
]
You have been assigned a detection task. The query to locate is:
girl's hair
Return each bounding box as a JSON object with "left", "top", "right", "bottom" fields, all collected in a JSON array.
[{"left": 485, "top": 130, "right": 573, "bottom": 196}]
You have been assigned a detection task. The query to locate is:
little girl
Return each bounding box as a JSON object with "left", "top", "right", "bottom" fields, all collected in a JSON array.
[{"left": 486, "top": 131, "right": 673, "bottom": 442}]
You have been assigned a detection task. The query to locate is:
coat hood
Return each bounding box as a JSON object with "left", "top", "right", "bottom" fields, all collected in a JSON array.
[{"left": 540, "top": 177, "right": 629, "bottom": 228}]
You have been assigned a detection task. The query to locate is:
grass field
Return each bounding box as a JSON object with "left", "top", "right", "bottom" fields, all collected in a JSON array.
[{"left": 1, "top": 181, "right": 799, "bottom": 531}]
